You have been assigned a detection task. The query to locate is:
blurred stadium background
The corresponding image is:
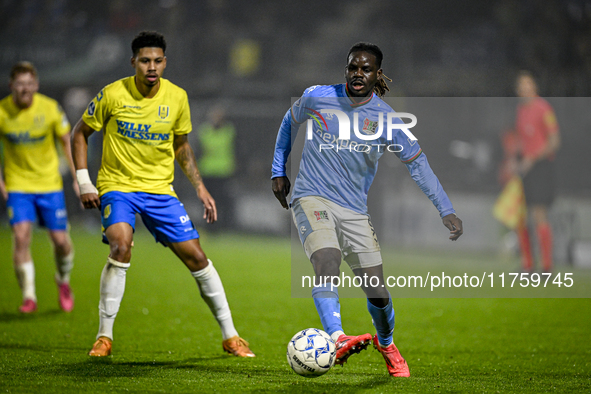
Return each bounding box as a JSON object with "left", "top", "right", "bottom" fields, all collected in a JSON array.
[{"left": 2, "top": 0, "right": 591, "bottom": 267}]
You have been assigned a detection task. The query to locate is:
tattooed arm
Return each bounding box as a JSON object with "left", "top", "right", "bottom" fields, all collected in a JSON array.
[{"left": 173, "top": 134, "right": 217, "bottom": 223}]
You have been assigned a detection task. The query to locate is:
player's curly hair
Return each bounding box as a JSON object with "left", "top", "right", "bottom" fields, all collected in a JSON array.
[
  {"left": 132, "top": 31, "right": 166, "bottom": 56},
  {"left": 10, "top": 61, "right": 38, "bottom": 81},
  {"left": 373, "top": 74, "right": 392, "bottom": 97},
  {"left": 347, "top": 42, "right": 391, "bottom": 97}
]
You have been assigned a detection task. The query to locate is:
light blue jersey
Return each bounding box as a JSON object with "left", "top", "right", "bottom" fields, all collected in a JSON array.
[{"left": 272, "top": 84, "right": 455, "bottom": 217}]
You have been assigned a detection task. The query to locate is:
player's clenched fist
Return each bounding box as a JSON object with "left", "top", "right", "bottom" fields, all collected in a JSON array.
[{"left": 76, "top": 169, "right": 100, "bottom": 209}]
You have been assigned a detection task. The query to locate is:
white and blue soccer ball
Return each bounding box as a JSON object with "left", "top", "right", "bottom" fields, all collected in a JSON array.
[{"left": 286, "top": 328, "right": 336, "bottom": 377}]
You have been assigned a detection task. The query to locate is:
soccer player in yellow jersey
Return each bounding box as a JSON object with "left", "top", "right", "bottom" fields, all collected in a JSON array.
[
  {"left": 0, "top": 61, "right": 76, "bottom": 314},
  {"left": 71, "top": 31, "right": 254, "bottom": 358}
]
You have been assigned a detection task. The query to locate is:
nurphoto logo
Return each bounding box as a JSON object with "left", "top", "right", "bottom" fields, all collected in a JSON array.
[{"left": 305, "top": 109, "right": 418, "bottom": 153}]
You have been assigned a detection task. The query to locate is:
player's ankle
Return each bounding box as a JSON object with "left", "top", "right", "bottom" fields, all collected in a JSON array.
[{"left": 331, "top": 330, "right": 345, "bottom": 343}]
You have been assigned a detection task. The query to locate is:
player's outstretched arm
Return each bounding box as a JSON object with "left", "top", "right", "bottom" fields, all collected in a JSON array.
[
  {"left": 272, "top": 176, "right": 291, "bottom": 210},
  {"left": 71, "top": 119, "right": 100, "bottom": 210},
  {"left": 173, "top": 134, "right": 217, "bottom": 224}
]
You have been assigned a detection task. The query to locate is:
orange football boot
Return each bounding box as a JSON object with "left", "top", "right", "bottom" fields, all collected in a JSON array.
[
  {"left": 88, "top": 336, "right": 112, "bottom": 357},
  {"left": 222, "top": 336, "right": 255, "bottom": 357}
]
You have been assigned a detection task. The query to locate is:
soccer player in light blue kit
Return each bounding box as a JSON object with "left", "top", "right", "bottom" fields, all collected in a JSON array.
[{"left": 271, "top": 43, "right": 463, "bottom": 377}]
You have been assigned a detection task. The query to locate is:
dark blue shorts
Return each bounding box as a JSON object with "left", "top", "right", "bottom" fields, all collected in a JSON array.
[
  {"left": 7, "top": 191, "right": 68, "bottom": 230},
  {"left": 100, "top": 191, "right": 199, "bottom": 245}
]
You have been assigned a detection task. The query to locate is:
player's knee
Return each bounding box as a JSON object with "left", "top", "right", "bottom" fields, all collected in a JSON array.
[
  {"left": 187, "top": 250, "right": 208, "bottom": 271},
  {"left": 311, "top": 248, "right": 341, "bottom": 276},
  {"left": 109, "top": 241, "right": 132, "bottom": 262},
  {"left": 52, "top": 237, "right": 71, "bottom": 256},
  {"left": 195, "top": 249, "right": 207, "bottom": 265},
  {"left": 532, "top": 207, "right": 548, "bottom": 225},
  {"left": 13, "top": 231, "right": 31, "bottom": 250}
]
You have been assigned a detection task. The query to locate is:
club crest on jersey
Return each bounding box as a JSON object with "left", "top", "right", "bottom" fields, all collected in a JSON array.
[
  {"left": 313, "top": 211, "right": 329, "bottom": 222},
  {"left": 362, "top": 118, "right": 378, "bottom": 135},
  {"left": 158, "top": 105, "right": 169, "bottom": 120},
  {"left": 104, "top": 204, "right": 111, "bottom": 219},
  {"left": 34, "top": 115, "right": 45, "bottom": 125}
]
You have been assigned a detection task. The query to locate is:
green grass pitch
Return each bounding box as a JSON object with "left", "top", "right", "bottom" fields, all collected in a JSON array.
[{"left": 0, "top": 225, "right": 590, "bottom": 393}]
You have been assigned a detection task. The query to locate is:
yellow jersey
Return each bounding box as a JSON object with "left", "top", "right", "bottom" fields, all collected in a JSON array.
[
  {"left": 0, "top": 93, "right": 70, "bottom": 193},
  {"left": 82, "top": 76, "right": 192, "bottom": 196}
]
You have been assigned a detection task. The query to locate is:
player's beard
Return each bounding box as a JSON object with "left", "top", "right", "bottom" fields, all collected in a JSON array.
[{"left": 14, "top": 91, "right": 33, "bottom": 108}]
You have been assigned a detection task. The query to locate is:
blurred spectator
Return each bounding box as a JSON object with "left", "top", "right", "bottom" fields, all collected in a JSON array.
[
  {"left": 108, "top": 0, "right": 141, "bottom": 32},
  {"left": 197, "top": 106, "right": 237, "bottom": 230}
]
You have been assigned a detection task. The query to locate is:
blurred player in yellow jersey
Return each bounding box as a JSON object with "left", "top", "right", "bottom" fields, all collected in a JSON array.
[
  {"left": 0, "top": 62, "right": 77, "bottom": 313},
  {"left": 71, "top": 31, "right": 254, "bottom": 358}
]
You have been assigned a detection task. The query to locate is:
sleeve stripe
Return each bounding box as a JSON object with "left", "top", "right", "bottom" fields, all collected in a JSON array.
[{"left": 402, "top": 149, "right": 423, "bottom": 164}]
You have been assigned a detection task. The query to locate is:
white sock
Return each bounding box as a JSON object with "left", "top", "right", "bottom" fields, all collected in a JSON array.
[
  {"left": 15, "top": 261, "right": 36, "bottom": 302},
  {"left": 191, "top": 260, "right": 238, "bottom": 340},
  {"left": 97, "top": 257, "right": 130, "bottom": 340},
  {"left": 331, "top": 330, "right": 345, "bottom": 343},
  {"left": 55, "top": 251, "right": 74, "bottom": 284}
]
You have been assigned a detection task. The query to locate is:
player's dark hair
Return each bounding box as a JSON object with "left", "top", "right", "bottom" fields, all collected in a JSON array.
[
  {"left": 10, "top": 61, "right": 38, "bottom": 81},
  {"left": 347, "top": 42, "right": 391, "bottom": 97},
  {"left": 131, "top": 31, "right": 166, "bottom": 56},
  {"left": 348, "top": 42, "right": 383, "bottom": 68}
]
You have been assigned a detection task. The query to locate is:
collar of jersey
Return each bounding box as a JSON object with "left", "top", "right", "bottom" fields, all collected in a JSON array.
[
  {"left": 6, "top": 93, "right": 37, "bottom": 114},
  {"left": 129, "top": 76, "right": 164, "bottom": 100},
  {"left": 344, "top": 84, "right": 374, "bottom": 108},
  {"left": 520, "top": 95, "right": 540, "bottom": 108}
]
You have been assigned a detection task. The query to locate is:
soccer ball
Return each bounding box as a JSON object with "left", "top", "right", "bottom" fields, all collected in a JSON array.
[{"left": 286, "top": 328, "right": 336, "bottom": 377}]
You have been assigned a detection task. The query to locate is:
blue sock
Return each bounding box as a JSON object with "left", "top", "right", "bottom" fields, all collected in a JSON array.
[
  {"left": 367, "top": 297, "right": 395, "bottom": 346},
  {"left": 312, "top": 285, "right": 342, "bottom": 336}
]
